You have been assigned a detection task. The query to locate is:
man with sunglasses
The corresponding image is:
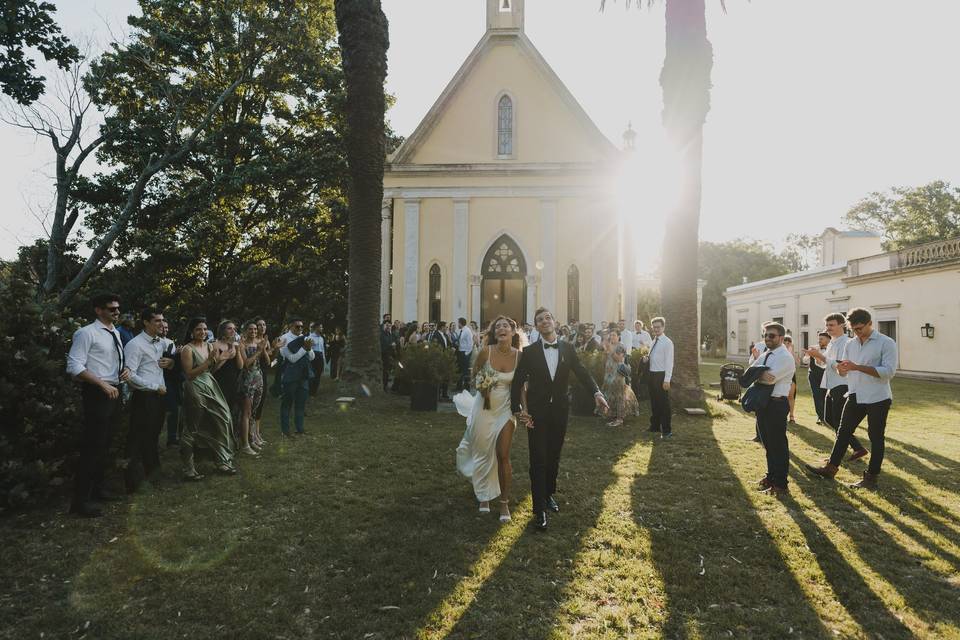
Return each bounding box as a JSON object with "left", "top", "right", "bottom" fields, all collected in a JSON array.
[
  {"left": 65, "top": 292, "right": 132, "bottom": 517},
  {"left": 805, "top": 307, "right": 897, "bottom": 488},
  {"left": 748, "top": 322, "right": 796, "bottom": 497}
]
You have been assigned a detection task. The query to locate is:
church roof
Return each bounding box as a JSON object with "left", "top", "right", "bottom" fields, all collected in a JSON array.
[{"left": 389, "top": 31, "right": 618, "bottom": 165}]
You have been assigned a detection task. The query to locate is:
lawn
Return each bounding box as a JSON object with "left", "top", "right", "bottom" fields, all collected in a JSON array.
[{"left": 1, "top": 365, "right": 959, "bottom": 639}]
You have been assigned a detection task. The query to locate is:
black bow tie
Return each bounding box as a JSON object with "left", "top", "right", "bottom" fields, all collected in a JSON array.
[
  {"left": 152, "top": 336, "right": 161, "bottom": 344},
  {"left": 544, "top": 342, "right": 559, "bottom": 349}
]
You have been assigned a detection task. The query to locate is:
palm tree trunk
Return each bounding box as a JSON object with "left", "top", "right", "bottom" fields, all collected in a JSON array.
[
  {"left": 659, "top": 0, "right": 713, "bottom": 403},
  {"left": 334, "top": 0, "right": 390, "bottom": 396}
]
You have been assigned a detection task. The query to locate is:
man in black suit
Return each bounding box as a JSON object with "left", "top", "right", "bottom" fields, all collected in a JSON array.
[{"left": 511, "top": 307, "right": 609, "bottom": 531}]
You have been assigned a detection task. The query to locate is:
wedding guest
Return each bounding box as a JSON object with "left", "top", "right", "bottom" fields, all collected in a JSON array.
[
  {"left": 308, "top": 321, "right": 326, "bottom": 396},
  {"left": 470, "top": 321, "right": 481, "bottom": 348},
  {"left": 620, "top": 320, "right": 635, "bottom": 354},
  {"left": 783, "top": 335, "right": 799, "bottom": 423},
  {"left": 251, "top": 318, "right": 273, "bottom": 443},
  {"left": 117, "top": 313, "right": 136, "bottom": 346},
  {"left": 805, "top": 307, "right": 896, "bottom": 488},
  {"left": 582, "top": 324, "right": 602, "bottom": 352},
  {"left": 212, "top": 320, "right": 243, "bottom": 426},
  {"left": 380, "top": 320, "right": 397, "bottom": 391},
  {"left": 749, "top": 322, "right": 796, "bottom": 497},
  {"left": 646, "top": 317, "right": 674, "bottom": 438},
  {"left": 601, "top": 340, "right": 639, "bottom": 427},
  {"left": 558, "top": 325, "right": 571, "bottom": 342},
  {"left": 436, "top": 321, "right": 453, "bottom": 400},
  {"left": 280, "top": 319, "right": 315, "bottom": 436},
  {"left": 456, "top": 317, "right": 474, "bottom": 392},
  {"left": 633, "top": 320, "right": 653, "bottom": 350},
  {"left": 328, "top": 326, "right": 346, "bottom": 380},
  {"left": 65, "top": 292, "right": 131, "bottom": 517},
  {"left": 123, "top": 307, "right": 174, "bottom": 492},
  {"left": 179, "top": 317, "right": 237, "bottom": 480},
  {"left": 804, "top": 314, "right": 867, "bottom": 460},
  {"left": 236, "top": 321, "right": 266, "bottom": 455},
  {"left": 455, "top": 315, "right": 523, "bottom": 523},
  {"left": 159, "top": 318, "right": 182, "bottom": 447},
  {"left": 806, "top": 331, "right": 831, "bottom": 425}
]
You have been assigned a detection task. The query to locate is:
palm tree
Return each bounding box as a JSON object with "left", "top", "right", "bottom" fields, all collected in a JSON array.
[
  {"left": 603, "top": 0, "right": 713, "bottom": 402},
  {"left": 334, "top": 0, "right": 390, "bottom": 394}
]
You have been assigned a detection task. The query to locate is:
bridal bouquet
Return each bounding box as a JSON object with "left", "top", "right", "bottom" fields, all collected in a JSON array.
[{"left": 475, "top": 366, "right": 498, "bottom": 410}]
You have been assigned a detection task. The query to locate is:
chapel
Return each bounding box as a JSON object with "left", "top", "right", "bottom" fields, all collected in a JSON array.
[{"left": 381, "top": 0, "right": 629, "bottom": 328}]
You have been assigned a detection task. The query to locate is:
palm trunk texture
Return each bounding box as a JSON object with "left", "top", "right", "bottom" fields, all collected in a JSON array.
[
  {"left": 334, "top": 0, "right": 390, "bottom": 396},
  {"left": 660, "top": 0, "right": 713, "bottom": 403}
]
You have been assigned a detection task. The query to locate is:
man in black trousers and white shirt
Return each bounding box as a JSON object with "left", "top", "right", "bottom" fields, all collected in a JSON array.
[
  {"left": 66, "top": 293, "right": 131, "bottom": 517},
  {"left": 645, "top": 316, "right": 675, "bottom": 438},
  {"left": 511, "top": 307, "right": 609, "bottom": 532}
]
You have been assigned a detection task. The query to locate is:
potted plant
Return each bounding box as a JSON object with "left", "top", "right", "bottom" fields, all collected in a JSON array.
[
  {"left": 569, "top": 349, "right": 606, "bottom": 416},
  {"left": 395, "top": 342, "right": 457, "bottom": 411}
]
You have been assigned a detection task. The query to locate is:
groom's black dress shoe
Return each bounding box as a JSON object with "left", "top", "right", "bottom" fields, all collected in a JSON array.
[
  {"left": 533, "top": 511, "right": 548, "bottom": 532},
  {"left": 546, "top": 495, "right": 560, "bottom": 513}
]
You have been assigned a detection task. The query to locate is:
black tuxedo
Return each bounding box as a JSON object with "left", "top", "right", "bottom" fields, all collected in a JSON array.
[{"left": 511, "top": 339, "right": 599, "bottom": 515}]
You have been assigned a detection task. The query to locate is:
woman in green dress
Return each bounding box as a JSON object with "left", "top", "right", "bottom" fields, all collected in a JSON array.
[{"left": 179, "top": 317, "right": 237, "bottom": 479}]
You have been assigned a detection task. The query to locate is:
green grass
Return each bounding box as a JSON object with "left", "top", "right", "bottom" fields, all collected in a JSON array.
[{"left": 2, "top": 367, "right": 959, "bottom": 639}]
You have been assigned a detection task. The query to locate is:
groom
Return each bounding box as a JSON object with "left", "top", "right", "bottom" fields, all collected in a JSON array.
[{"left": 511, "top": 307, "right": 609, "bottom": 531}]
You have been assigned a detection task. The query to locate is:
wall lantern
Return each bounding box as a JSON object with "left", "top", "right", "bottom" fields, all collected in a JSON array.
[
  {"left": 729, "top": 331, "right": 736, "bottom": 340},
  {"left": 921, "top": 323, "right": 935, "bottom": 339}
]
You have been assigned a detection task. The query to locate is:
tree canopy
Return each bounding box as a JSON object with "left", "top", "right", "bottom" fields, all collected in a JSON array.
[
  {"left": 844, "top": 180, "right": 960, "bottom": 250},
  {"left": 0, "top": 0, "right": 79, "bottom": 104}
]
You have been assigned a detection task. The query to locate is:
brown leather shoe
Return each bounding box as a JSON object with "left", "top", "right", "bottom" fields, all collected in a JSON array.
[
  {"left": 760, "top": 484, "right": 790, "bottom": 498},
  {"left": 756, "top": 476, "right": 772, "bottom": 490},
  {"left": 849, "top": 471, "right": 878, "bottom": 489},
  {"left": 805, "top": 462, "right": 839, "bottom": 479},
  {"left": 847, "top": 448, "right": 869, "bottom": 462}
]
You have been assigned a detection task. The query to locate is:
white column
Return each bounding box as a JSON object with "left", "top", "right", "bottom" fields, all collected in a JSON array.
[
  {"left": 380, "top": 199, "right": 392, "bottom": 318},
  {"left": 470, "top": 275, "right": 482, "bottom": 326},
  {"left": 621, "top": 222, "right": 637, "bottom": 325},
  {"left": 539, "top": 199, "right": 557, "bottom": 312},
  {"left": 402, "top": 199, "right": 420, "bottom": 322},
  {"left": 525, "top": 274, "right": 538, "bottom": 324},
  {"left": 453, "top": 199, "right": 470, "bottom": 320},
  {"left": 592, "top": 246, "right": 606, "bottom": 323}
]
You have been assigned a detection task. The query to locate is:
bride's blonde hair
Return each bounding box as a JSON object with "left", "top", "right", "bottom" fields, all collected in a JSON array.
[{"left": 484, "top": 315, "right": 527, "bottom": 350}]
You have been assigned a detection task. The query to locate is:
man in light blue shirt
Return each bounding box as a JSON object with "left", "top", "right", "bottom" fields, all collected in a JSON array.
[{"left": 806, "top": 307, "right": 898, "bottom": 489}]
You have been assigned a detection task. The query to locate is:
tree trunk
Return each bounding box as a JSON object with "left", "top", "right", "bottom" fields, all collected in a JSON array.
[
  {"left": 334, "top": 0, "right": 389, "bottom": 396},
  {"left": 659, "top": 0, "right": 713, "bottom": 404}
]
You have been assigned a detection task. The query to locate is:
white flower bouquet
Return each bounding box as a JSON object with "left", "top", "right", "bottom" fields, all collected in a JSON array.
[{"left": 475, "top": 365, "right": 498, "bottom": 409}]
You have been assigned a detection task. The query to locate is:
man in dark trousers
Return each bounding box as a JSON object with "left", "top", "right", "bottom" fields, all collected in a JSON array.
[
  {"left": 806, "top": 330, "right": 830, "bottom": 425},
  {"left": 511, "top": 307, "right": 609, "bottom": 532},
  {"left": 645, "top": 317, "right": 675, "bottom": 438}
]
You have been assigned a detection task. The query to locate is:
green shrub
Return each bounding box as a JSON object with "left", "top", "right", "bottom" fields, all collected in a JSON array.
[
  {"left": 570, "top": 349, "right": 606, "bottom": 390},
  {"left": 0, "top": 277, "right": 83, "bottom": 513},
  {"left": 394, "top": 342, "right": 457, "bottom": 385}
]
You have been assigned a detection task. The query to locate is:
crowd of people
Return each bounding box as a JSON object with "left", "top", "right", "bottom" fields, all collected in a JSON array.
[{"left": 65, "top": 292, "right": 347, "bottom": 517}]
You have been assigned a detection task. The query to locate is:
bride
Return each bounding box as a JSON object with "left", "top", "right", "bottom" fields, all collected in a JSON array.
[{"left": 454, "top": 315, "right": 524, "bottom": 523}]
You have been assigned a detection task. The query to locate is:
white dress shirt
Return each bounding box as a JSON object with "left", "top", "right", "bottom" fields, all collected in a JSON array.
[
  {"left": 749, "top": 344, "right": 796, "bottom": 397},
  {"left": 819, "top": 334, "right": 850, "bottom": 391},
  {"left": 457, "top": 325, "right": 474, "bottom": 353},
  {"left": 648, "top": 334, "right": 675, "bottom": 383},
  {"left": 66, "top": 319, "right": 124, "bottom": 384},
  {"left": 843, "top": 330, "right": 897, "bottom": 403},
  {"left": 541, "top": 338, "right": 560, "bottom": 380},
  {"left": 124, "top": 331, "right": 165, "bottom": 391},
  {"left": 620, "top": 329, "right": 635, "bottom": 353},
  {"left": 280, "top": 332, "right": 316, "bottom": 364},
  {"left": 309, "top": 332, "right": 326, "bottom": 357},
  {"left": 634, "top": 330, "right": 652, "bottom": 349}
]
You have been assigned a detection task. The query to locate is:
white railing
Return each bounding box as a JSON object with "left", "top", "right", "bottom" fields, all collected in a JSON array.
[{"left": 899, "top": 237, "right": 960, "bottom": 268}]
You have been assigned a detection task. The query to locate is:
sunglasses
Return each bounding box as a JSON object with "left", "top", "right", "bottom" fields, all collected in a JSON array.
[
  {"left": 763, "top": 332, "right": 782, "bottom": 339},
  {"left": 105, "top": 305, "right": 120, "bottom": 312}
]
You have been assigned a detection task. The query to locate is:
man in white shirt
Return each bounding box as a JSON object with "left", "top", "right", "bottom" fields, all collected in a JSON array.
[
  {"left": 748, "top": 322, "right": 796, "bottom": 496},
  {"left": 805, "top": 330, "right": 831, "bottom": 425},
  {"left": 279, "top": 319, "right": 315, "bottom": 436},
  {"left": 455, "top": 317, "right": 474, "bottom": 391},
  {"left": 632, "top": 320, "right": 652, "bottom": 350},
  {"left": 804, "top": 313, "right": 867, "bottom": 460},
  {"left": 806, "top": 307, "right": 898, "bottom": 488},
  {"left": 308, "top": 322, "right": 326, "bottom": 396},
  {"left": 123, "top": 308, "right": 176, "bottom": 491},
  {"left": 65, "top": 292, "right": 132, "bottom": 517},
  {"left": 645, "top": 317, "right": 675, "bottom": 438}
]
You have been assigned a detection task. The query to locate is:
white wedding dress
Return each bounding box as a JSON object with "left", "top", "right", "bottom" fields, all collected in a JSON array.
[{"left": 454, "top": 350, "right": 516, "bottom": 502}]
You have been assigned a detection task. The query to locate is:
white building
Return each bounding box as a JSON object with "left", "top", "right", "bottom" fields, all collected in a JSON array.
[{"left": 724, "top": 229, "right": 960, "bottom": 382}]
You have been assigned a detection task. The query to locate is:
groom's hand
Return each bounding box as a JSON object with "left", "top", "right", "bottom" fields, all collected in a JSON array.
[
  {"left": 594, "top": 392, "right": 609, "bottom": 415},
  {"left": 516, "top": 411, "right": 534, "bottom": 429}
]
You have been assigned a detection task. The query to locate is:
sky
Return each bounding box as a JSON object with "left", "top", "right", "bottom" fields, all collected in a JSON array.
[{"left": 2, "top": 0, "right": 959, "bottom": 261}]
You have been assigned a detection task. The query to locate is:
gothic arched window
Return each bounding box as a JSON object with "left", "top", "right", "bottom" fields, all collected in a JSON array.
[
  {"left": 567, "top": 264, "right": 580, "bottom": 322},
  {"left": 500, "top": 0, "right": 512, "bottom": 10},
  {"left": 497, "top": 95, "right": 513, "bottom": 157},
  {"left": 429, "top": 263, "right": 441, "bottom": 323},
  {"left": 484, "top": 237, "right": 525, "bottom": 277}
]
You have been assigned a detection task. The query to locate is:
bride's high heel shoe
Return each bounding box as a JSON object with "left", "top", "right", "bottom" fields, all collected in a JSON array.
[
  {"left": 498, "top": 499, "right": 511, "bottom": 523},
  {"left": 479, "top": 501, "right": 490, "bottom": 513}
]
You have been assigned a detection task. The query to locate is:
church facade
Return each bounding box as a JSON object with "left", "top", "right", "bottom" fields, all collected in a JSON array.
[{"left": 381, "top": 0, "right": 623, "bottom": 328}]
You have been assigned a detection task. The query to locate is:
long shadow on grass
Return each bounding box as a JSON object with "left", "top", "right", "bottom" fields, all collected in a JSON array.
[
  {"left": 633, "top": 417, "right": 830, "bottom": 638},
  {"left": 790, "top": 421, "right": 960, "bottom": 630},
  {"left": 432, "top": 415, "right": 639, "bottom": 639}
]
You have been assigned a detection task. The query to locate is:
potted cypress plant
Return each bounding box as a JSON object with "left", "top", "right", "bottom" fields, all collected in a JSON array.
[
  {"left": 395, "top": 342, "right": 457, "bottom": 411},
  {"left": 569, "top": 349, "right": 606, "bottom": 416}
]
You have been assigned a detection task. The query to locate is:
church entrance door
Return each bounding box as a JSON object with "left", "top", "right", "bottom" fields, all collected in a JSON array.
[{"left": 481, "top": 235, "right": 526, "bottom": 328}]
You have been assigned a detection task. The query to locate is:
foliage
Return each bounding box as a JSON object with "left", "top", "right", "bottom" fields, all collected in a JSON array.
[
  {"left": 0, "top": 0, "right": 79, "bottom": 104},
  {"left": 635, "top": 288, "right": 662, "bottom": 327},
  {"left": 569, "top": 349, "right": 606, "bottom": 391},
  {"left": 780, "top": 232, "right": 821, "bottom": 271},
  {"left": 394, "top": 342, "right": 457, "bottom": 385},
  {"left": 698, "top": 240, "right": 798, "bottom": 350},
  {"left": 0, "top": 276, "right": 81, "bottom": 512},
  {"left": 843, "top": 180, "right": 960, "bottom": 250}
]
